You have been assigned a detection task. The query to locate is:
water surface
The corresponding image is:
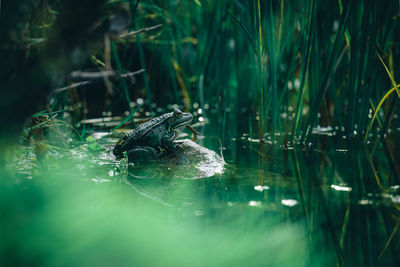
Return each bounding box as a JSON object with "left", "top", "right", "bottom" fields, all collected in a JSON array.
[{"left": 5, "top": 115, "right": 400, "bottom": 267}]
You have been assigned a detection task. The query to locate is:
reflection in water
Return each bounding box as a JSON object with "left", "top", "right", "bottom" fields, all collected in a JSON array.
[
  {"left": 331, "top": 184, "right": 352, "bottom": 191},
  {"left": 122, "top": 126, "right": 400, "bottom": 266},
  {"left": 281, "top": 199, "right": 298, "bottom": 207},
  {"left": 248, "top": 200, "right": 262, "bottom": 207},
  {"left": 254, "top": 185, "right": 270, "bottom": 192}
]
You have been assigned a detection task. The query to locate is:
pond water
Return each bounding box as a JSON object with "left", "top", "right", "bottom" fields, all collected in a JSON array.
[{"left": 4, "top": 113, "right": 400, "bottom": 266}]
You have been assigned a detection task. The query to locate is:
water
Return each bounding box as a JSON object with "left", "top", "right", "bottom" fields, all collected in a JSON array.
[{"left": 3, "top": 115, "right": 400, "bottom": 266}]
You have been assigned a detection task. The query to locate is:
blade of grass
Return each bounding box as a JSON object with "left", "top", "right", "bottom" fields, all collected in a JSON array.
[
  {"left": 364, "top": 145, "right": 384, "bottom": 189},
  {"left": 136, "top": 34, "right": 152, "bottom": 111},
  {"left": 378, "top": 221, "right": 400, "bottom": 260},
  {"left": 110, "top": 40, "right": 136, "bottom": 126},
  {"left": 303, "top": 150, "right": 345, "bottom": 266},
  {"left": 337, "top": 0, "right": 351, "bottom": 54},
  {"left": 301, "top": 0, "right": 352, "bottom": 141},
  {"left": 345, "top": 4, "right": 363, "bottom": 135},
  {"left": 376, "top": 51, "right": 400, "bottom": 98},
  {"left": 224, "top": 7, "right": 257, "bottom": 55},
  {"left": 256, "top": 0, "right": 264, "bottom": 139},
  {"left": 265, "top": 1, "right": 278, "bottom": 133},
  {"left": 172, "top": 59, "right": 191, "bottom": 109},
  {"left": 364, "top": 85, "right": 400, "bottom": 141},
  {"left": 201, "top": 6, "right": 228, "bottom": 85},
  {"left": 110, "top": 103, "right": 143, "bottom": 133},
  {"left": 380, "top": 93, "right": 397, "bottom": 138},
  {"left": 293, "top": 150, "right": 312, "bottom": 249},
  {"left": 291, "top": 0, "right": 315, "bottom": 140},
  {"left": 368, "top": 99, "right": 383, "bottom": 128}
]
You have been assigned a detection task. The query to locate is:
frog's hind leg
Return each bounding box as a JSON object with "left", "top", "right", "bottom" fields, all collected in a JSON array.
[{"left": 127, "top": 147, "right": 157, "bottom": 163}]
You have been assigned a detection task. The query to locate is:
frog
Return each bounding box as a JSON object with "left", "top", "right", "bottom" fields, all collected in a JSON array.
[{"left": 113, "top": 108, "right": 193, "bottom": 162}]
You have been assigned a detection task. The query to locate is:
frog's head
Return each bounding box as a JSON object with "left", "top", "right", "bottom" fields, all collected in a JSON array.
[{"left": 167, "top": 108, "right": 193, "bottom": 140}]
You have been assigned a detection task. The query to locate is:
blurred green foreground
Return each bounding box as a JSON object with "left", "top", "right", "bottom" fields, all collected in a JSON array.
[{"left": 0, "top": 161, "right": 309, "bottom": 267}]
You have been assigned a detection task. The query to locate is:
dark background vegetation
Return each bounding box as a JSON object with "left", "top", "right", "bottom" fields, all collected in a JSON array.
[{"left": 1, "top": 0, "right": 400, "bottom": 143}]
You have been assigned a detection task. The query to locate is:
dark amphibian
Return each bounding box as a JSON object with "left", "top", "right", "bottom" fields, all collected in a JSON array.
[{"left": 113, "top": 108, "right": 193, "bottom": 162}]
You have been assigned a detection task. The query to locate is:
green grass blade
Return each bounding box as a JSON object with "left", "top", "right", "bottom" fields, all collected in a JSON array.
[
  {"left": 376, "top": 51, "right": 400, "bottom": 98},
  {"left": 291, "top": 0, "right": 315, "bottom": 140},
  {"left": 364, "top": 85, "right": 399, "bottom": 141},
  {"left": 301, "top": 0, "right": 352, "bottom": 141}
]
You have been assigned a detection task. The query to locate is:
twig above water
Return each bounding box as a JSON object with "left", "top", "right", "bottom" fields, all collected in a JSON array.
[
  {"left": 218, "top": 138, "right": 225, "bottom": 163},
  {"left": 54, "top": 81, "right": 92, "bottom": 93},
  {"left": 120, "top": 69, "right": 146, "bottom": 78},
  {"left": 54, "top": 69, "right": 145, "bottom": 93},
  {"left": 71, "top": 69, "right": 145, "bottom": 81},
  {"left": 217, "top": 139, "right": 225, "bottom": 182},
  {"left": 186, "top": 125, "right": 204, "bottom": 139},
  {"left": 71, "top": 70, "right": 116, "bottom": 80},
  {"left": 119, "top": 24, "right": 163, "bottom": 39}
]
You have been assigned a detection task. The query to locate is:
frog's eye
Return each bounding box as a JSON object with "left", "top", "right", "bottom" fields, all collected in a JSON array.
[
  {"left": 173, "top": 109, "right": 183, "bottom": 118},
  {"left": 170, "top": 117, "right": 176, "bottom": 123}
]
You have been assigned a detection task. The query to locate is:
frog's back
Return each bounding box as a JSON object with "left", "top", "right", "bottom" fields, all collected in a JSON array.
[{"left": 113, "top": 113, "right": 170, "bottom": 158}]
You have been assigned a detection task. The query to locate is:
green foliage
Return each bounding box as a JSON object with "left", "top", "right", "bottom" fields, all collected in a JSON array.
[
  {"left": 3, "top": 1, "right": 400, "bottom": 140},
  {"left": 113, "top": 0, "right": 399, "bottom": 140},
  {"left": 86, "top": 136, "right": 105, "bottom": 151}
]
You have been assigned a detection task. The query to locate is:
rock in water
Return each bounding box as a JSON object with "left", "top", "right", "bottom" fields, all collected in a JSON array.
[
  {"left": 163, "top": 139, "right": 225, "bottom": 179},
  {"left": 128, "top": 139, "right": 225, "bottom": 179}
]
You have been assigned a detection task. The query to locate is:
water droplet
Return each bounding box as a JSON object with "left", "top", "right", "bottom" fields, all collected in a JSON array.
[{"left": 254, "top": 185, "right": 270, "bottom": 192}]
